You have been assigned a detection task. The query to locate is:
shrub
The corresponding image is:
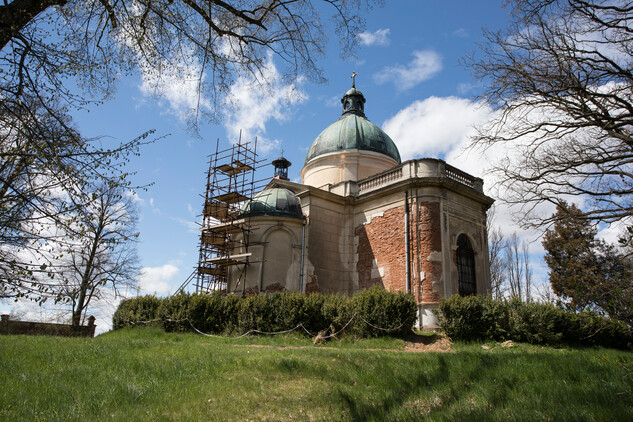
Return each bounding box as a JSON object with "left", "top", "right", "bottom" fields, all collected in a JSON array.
[
  {"left": 505, "top": 300, "right": 563, "bottom": 345},
  {"left": 112, "top": 295, "right": 163, "bottom": 330},
  {"left": 318, "top": 294, "right": 353, "bottom": 334},
  {"left": 351, "top": 286, "right": 417, "bottom": 337},
  {"left": 158, "top": 294, "right": 193, "bottom": 333},
  {"left": 274, "top": 292, "right": 310, "bottom": 332},
  {"left": 438, "top": 294, "right": 505, "bottom": 342},
  {"left": 113, "top": 289, "right": 418, "bottom": 339},
  {"left": 187, "top": 292, "right": 240, "bottom": 334},
  {"left": 439, "top": 294, "right": 632, "bottom": 349},
  {"left": 561, "top": 312, "right": 632, "bottom": 349}
]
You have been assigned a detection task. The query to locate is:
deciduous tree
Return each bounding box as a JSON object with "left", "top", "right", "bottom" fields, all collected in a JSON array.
[
  {"left": 1, "top": 0, "right": 369, "bottom": 131},
  {"left": 468, "top": 0, "right": 633, "bottom": 226},
  {"left": 0, "top": 98, "right": 150, "bottom": 302},
  {"left": 55, "top": 184, "right": 139, "bottom": 327}
]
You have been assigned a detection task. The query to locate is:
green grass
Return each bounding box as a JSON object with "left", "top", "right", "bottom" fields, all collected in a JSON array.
[{"left": 1, "top": 327, "right": 632, "bottom": 421}]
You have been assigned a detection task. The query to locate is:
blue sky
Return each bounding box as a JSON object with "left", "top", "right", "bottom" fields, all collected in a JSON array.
[
  {"left": 4, "top": 1, "right": 567, "bottom": 330},
  {"left": 116, "top": 0, "right": 517, "bottom": 290}
]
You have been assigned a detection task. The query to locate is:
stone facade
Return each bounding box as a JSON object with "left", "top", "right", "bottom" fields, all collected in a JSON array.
[
  {"left": 230, "top": 157, "right": 493, "bottom": 328},
  {"left": 222, "top": 86, "right": 493, "bottom": 329}
]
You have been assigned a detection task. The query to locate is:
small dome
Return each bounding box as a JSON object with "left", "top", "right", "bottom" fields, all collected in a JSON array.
[
  {"left": 239, "top": 187, "right": 304, "bottom": 219},
  {"left": 304, "top": 86, "right": 401, "bottom": 165}
]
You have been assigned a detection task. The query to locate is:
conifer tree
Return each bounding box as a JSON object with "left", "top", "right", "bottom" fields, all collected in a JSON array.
[
  {"left": 542, "top": 202, "right": 600, "bottom": 311},
  {"left": 543, "top": 201, "right": 633, "bottom": 325}
]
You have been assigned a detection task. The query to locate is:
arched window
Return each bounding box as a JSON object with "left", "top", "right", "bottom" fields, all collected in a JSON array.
[{"left": 457, "top": 234, "right": 476, "bottom": 296}]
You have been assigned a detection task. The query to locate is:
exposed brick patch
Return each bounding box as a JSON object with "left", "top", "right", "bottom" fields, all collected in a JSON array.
[
  {"left": 355, "top": 202, "right": 443, "bottom": 304},
  {"left": 417, "top": 202, "right": 442, "bottom": 303},
  {"left": 244, "top": 287, "right": 260, "bottom": 296},
  {"left": 265, "top": 283, "right": 284, "bottom": 292},
  {"left": 355, "top": 206, "right": 406, "bottom": 292},
  {"left": 305, "top": 275, "right": 321, "bottom": 294}
]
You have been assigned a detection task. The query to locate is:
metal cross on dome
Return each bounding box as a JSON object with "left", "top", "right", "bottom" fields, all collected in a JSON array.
[{"left": 351, "top": 71, "right": 357, "bottom": 88}]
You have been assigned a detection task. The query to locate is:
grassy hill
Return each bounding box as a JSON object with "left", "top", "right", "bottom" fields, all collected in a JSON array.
[{"left": 1, "top": 327, "right": 632, "bottom": 421}]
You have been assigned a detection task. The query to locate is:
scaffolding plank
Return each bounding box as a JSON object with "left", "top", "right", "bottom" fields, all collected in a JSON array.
[
  {"left": 215, "top": 164, "right": 234, "bottom": 174},
  {"left": 205, "top": 219, "right": 247, "bottom": 231},
  {"left": 216, "top": 191, "right": 248, "bottom": 204},
  {"left": 232, "top": 160, "right": 254, "bottom": 173},
  {"left": 198, "top": 266, "right": 225, "bottom": 276},
  {"left": 201, "top": 232, "right": 228, "bottom": 246},
  {"left": 205, "top": 252, "right": 252, "bottom": 266},
  {"left": 215, "top": 162, "right": 253, "bottom": 176},
  {"left": 203, "top": 226, "right": 245, "bottom": 236},
  {"left": 204, "top": 201, "right": 229, "bottom": 219}
]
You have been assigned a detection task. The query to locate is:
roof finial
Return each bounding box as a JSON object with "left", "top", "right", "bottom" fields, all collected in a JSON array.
[{"left": 351, "top": 71, "right": 357, "bottom": 88}]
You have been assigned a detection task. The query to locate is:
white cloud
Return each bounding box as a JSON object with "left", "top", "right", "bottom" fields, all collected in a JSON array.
[
  {"left": 358, "top": 28, "right": 391, "bottom": 46},
  {"left": 123, "top": 190, "right": 144, "bottom": 205},
  {"left": 187, "top": 203, "right": 196, "bottom": 216},
  {"left": 373, "top": 50, "right": 442, "bottom": 90},
  {"left": 383, "top": 96, "right": 493, "bottom": 160},
  {"left": 452, "top": 28, "right": 469, "bottom": 38},
  {"left": 148, "top": 197, "right": 162, "bottom": 214},
  {"left": 223, "top": 58, "right": 307, "bottom": 154},
  {"left": 138, "top": 50, "right": 210, "bottom": 122},
  {"left": 138, "top": 264, "right": 180, "bottom": 295},
  {"left": 597, "top": 219, "right": 632, "bottom": 244},
  {"left": 171, "top": 216, "right": 200, "bottom": 234},
  {"left": 326, "top": 95, "right": 341, "bottom": 108},
  {"left": 457, "top": 82, "right": 477, "bottom": 95}
]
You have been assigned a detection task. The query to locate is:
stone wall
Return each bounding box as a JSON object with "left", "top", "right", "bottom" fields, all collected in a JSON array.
[
  {"left": 304, "top": 195, "right": 352, "bottom": 295},
  {"left": 0, "top": 314, "right": 96, "bottom": 338}
]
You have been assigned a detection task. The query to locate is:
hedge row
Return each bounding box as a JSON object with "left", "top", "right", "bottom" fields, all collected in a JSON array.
[
  {"left": 439, "top": 295, "right": 632, "bottom": 349},
  {"left": 113, "top": 287, "right": 417, "bottom": 338}
]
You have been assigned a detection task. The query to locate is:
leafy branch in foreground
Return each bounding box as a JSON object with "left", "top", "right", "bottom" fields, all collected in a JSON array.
[{"left": 1, "top": 0, "right": 371, "bottom": 132}]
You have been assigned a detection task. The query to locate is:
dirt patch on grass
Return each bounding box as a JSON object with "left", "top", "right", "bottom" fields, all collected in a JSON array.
[
  {"left": 402, "top": 333, "right": 453, "bottom": 353},
  {"left": 233, "top": 333, "right": 453, "bottom": 353}
]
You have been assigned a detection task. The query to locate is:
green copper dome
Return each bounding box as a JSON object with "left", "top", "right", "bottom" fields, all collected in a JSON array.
[
  {"left": 239, "top": 187, "right": 304, "bottom": 219},
  {"left": 304, "top": 86, "right": 401, "bottom": 164}
]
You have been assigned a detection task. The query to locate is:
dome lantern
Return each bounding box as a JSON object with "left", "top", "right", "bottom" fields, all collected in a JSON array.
[
  {"left": 341, "top": 72, "right": 366, "bottom": 116},
  {"left": 272, "top": 155, "right": 291, "bottom": 181}
]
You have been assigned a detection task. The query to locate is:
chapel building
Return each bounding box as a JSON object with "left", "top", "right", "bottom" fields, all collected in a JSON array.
[{"left": 220, "top": 83, "right": 494, "bottom": 328}]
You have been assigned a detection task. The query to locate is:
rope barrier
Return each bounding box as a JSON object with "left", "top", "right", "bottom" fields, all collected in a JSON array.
[
  {"left": 123, "top": 313, "right": 411, "bottom": 339},
  {"left": 359, "top": 316, "right": 411, "bottom": 332}
]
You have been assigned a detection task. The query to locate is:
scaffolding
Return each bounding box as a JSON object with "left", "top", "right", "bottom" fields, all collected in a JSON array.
[{"left": 195, "top": 137, "right": 265, "bottom": 294}]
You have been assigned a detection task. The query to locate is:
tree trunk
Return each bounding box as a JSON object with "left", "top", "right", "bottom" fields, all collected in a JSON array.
[
  {"left": 72, "top": 221, "right": 103, "bottom": 327},
  {"left": 0, "top": 0, "right": 68, "bottom": 50}
]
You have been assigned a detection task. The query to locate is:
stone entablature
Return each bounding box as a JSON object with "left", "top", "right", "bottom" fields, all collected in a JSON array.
[{"left": 317, "top": 158, "right": 486, "bottom": 199}]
